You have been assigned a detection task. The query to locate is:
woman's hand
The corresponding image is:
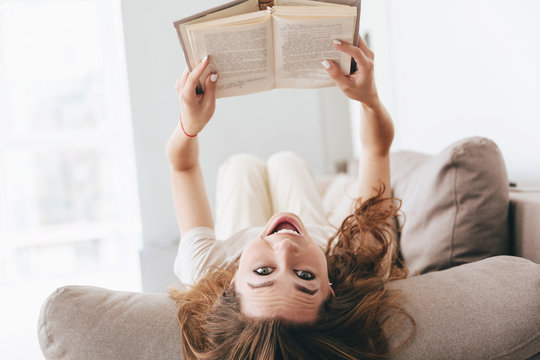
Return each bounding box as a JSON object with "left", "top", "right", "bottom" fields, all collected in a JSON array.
[
  {"left": 176, "top": 56, "right": 218, "bottom": 136},
  {"left": 323, "top": 37, "right": 395, "bottom": 202},
  {"left": 322, "top": 36, "right": 379, "bottom": 108},
  {"left": 166, "top": 58, "right": 217, "bottom": 171},
  {"left": 168, "top": 58, "right": 216, "bottom": 236}
]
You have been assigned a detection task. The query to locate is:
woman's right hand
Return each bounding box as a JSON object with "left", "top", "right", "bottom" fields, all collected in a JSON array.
[
  {"left": 166, "top": 58, "right": 218, "bottom": 170},
  {"left": 175, "top": 56, "right": 218, "bottom": 137}
]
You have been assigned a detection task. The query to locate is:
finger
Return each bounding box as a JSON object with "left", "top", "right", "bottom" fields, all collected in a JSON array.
[
  {"left": 357, "top": 34, "right": 374, "bottom": 59},
  {"left": 202, "top": 72, "right": 218, "bottom": 106},
  {"left": 321, "top": 59, "right": 350, "bottom": 89},
  {"left": 176, "top": 68, "right": 189, "bottom": 94},
  {"left": 185, "top": 56, "right": 210, "bottom": 96},
  {"left": 333, "top": 40, "right": 371, "bottom": 69}
]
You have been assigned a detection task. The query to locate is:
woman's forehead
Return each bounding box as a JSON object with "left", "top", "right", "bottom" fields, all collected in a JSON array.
[{"left": 239, "top": 286, "right": 322, "bottom": 322}]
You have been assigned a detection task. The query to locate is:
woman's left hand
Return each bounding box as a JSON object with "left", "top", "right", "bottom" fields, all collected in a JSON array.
[{"left": 322, "top": 36, "right": 379, "bottom": 108}]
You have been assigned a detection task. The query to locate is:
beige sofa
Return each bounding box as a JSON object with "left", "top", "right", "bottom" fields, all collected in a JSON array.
[{"left": 37, "top": 137, "right": 540, "bottom": 359}]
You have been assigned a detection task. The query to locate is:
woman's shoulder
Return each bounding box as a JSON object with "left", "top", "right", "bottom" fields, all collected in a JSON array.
[
  {"left": 227, "top": 226, "right": 264, "bottom": 244},
  {"left": 182, "top": 226, "right": 216, "bottom": 240}
]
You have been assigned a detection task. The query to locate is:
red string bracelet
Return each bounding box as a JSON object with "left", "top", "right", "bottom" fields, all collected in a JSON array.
[{"left": 179, "top": 114, "right": 197, "bottom": 138}]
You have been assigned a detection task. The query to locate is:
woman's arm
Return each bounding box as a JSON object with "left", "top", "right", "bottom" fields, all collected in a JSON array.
[
  {"left": 165, "top": 57, "right": 218, "bottom": 235},
  {"left": 356, "top": 101, "right": 394, "bottom": 201},
  {"left": 323, "top": 37, "right": 394, "bottom": 200},
  {"left": 323, "top": 40, "right": 400, "bottom": 278}
]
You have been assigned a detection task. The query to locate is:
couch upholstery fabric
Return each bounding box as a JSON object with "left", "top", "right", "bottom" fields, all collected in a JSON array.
[
  {"left": 38, "top": 256, "right": 540, "bottom": 360},
  {"left": 509, "top": 191, "right": 540, "bottom": 263},
  {"left": 385, "top": 256, "right": 540, "bottom": 359},
  {"left": 390, "top": 137, "right": 510, "bottom": 275},
  {"left": 38, "top": 287, "right": 182, "bottom": 360}
]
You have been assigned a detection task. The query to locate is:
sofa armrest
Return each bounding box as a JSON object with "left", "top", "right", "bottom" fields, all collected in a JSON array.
[
  {"left": 509, "top": 191, "right": 540, "bottom": 264},
  {"left": 38, "top": 256, "right": 540, "bottom": 360},
  {"left": 38, "top": 286, "right": 183, "bottom": 360}
]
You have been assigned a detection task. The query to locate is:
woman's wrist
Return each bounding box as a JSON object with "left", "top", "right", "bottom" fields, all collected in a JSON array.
[
  {"left": 179, "top": 113, "right": 203, "bottom": 138},
  {"left": 166, "top": 124, "right": 200, "bottom": 172},
  {"left": 360, "top": 91, "right": 383, "bottom": 114},
  {"left": 180, "top": 114, "right": 198, "bottom": 138}
]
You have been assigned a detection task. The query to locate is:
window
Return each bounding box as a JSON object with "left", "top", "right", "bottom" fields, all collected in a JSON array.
[{"left": 0, "top": 0, "right": 141, "bottom": 357}]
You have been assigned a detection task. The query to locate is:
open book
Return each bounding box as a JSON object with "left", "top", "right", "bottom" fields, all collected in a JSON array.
[{"left": 173, "top": 0, "right": 361, "bottom": 98}]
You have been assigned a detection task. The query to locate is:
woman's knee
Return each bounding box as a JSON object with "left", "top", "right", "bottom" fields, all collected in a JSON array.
[
  {"left": 218, "top": 153, "right": 266, "bottom": 179},
  {"left": 267, "top": 151, "right": 305, "bottom": 171}
]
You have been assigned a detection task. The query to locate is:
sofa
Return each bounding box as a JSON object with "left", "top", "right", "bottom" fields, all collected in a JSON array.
[{"left": 37, "top": 137, "right": 540, "bottom": 359}]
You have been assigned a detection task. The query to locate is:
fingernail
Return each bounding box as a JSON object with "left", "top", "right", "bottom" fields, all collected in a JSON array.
[
  {"left": 333, "top": 39, "right": 342, "bottom": 45},
  {"left": 321, "top": 60, "right": 331, "bottom": 69},
  {"left": 202, "top": 55, "right": 208, "bottom": 63},
  {"left": 210, "top": 73, "right": 218, "bottom": 82}
]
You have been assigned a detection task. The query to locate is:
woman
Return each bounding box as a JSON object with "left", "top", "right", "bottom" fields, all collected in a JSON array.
[{"left": 167, "top": 37, "right": 414, "bottom": 359}]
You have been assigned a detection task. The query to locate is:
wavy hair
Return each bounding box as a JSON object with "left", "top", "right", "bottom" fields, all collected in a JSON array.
[{"left": 169, "top": 186, "right": 415, "bottom": 359}]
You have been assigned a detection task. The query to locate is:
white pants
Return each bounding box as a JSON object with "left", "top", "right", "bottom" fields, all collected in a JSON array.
[
  {"left": 215, "top": 151, "right": 333, "bottom": 239},
  {"left": 214, "top": 152, "right": 398, "bottom": 277}
]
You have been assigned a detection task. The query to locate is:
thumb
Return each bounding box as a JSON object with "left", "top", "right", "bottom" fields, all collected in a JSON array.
[
  {"left": 322, "top": 60, "right": 348, "bottom": 88},
  {"left": 203, "top": 72, "right": 218, "bottom": 105}
]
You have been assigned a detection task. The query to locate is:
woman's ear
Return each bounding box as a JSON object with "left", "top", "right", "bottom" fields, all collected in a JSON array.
[{"left": 229, "top": 277, "right": 235, "bottom": 289}]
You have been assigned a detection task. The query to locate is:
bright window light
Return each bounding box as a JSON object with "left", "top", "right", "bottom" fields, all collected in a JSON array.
[{"left": 0, "top": 0, "right": 142, "bottom": 357}]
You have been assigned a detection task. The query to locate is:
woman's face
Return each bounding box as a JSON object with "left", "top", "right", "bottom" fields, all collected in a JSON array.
[{"left": 231, "top": 212, "right": 334, "bottom": 323}]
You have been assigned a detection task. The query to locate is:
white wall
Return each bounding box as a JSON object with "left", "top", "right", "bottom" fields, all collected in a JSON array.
[
  {"left": 358, "top": 0, "right": 540, "bottom": 187},
  {"left": 120, "top": 0, "right": 353, "bottom": 250}
]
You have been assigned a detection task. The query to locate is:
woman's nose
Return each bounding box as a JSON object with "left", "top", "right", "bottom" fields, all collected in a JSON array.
[{"left": 273, "top": 239, "right": 300, "bottom": 257}]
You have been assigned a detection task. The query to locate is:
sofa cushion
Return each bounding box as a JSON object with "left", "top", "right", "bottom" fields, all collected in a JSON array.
[
  {"left": 38, "top": 256, "right": 540, "bottom": 359},
  {"left": 390, "top": 137, "right": 510, "bottom": 275}
]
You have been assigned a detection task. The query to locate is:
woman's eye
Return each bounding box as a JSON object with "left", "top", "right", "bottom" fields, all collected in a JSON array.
[
  {"left": 254, "top": 267, "right": 274, "bottom": 276},
  {"left": 296, "top": 270, "right": 315, "bottom": 280}
]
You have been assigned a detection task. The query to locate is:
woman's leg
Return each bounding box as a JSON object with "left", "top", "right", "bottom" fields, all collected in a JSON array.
[
  {"left": 266, "top": 151, "right": 329, "bottom": 227},
  {"left": 215, "top": 154, "right": 273, "bottom": 239}
]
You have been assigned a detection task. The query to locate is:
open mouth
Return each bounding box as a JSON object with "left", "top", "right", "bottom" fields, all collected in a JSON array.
[{"left": 267, "top": 217, "right": 302, "bottom": 236}]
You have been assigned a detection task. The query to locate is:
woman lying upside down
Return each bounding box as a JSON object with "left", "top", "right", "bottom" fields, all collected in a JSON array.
[{"left": 167, "top": 36, "right": 415, "bottom": 360}]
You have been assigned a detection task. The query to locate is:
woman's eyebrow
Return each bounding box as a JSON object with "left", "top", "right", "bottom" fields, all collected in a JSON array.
[
  {"left": 295, "top": 285, "right": 318, "bottom": 295},
  {"left": 247, "top": 281, "right": 318, "bottom": 295}
]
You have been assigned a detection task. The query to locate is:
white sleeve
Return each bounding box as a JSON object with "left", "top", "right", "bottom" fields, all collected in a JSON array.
[{"left": 173, "top": 226, "right": 227, "bottom": 286}]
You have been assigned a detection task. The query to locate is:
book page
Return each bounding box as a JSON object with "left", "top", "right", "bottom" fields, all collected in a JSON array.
[
  {"left": 274, "top": 0, "right": 347, "bottom": 7},
  {"left": 272, "top": 11, "right": 356, "bottom": 88},
  {"left": 177, "top": 0, "right": 260, "bottom": 70},
  {"left": 186, "top": 12, "right": 275, "bottom": 98}
]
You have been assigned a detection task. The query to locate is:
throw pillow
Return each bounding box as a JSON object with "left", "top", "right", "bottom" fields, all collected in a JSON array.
[{"left": 391, "top": 137, "right": 509, "bottom": 275}]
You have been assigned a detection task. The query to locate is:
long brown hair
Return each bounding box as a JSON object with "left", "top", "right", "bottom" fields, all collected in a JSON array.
[{"left": 169, "top": 186, "right": 415, "bottom": 359}]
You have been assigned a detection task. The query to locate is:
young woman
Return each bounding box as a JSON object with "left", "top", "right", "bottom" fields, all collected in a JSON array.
[{"left": 167, "top": 37, "right": 414, "bottom": 359}]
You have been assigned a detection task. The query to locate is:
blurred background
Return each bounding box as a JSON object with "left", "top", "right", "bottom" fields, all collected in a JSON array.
[{"left": 0, "top": 0, "right": 538, "bottom": 358}]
